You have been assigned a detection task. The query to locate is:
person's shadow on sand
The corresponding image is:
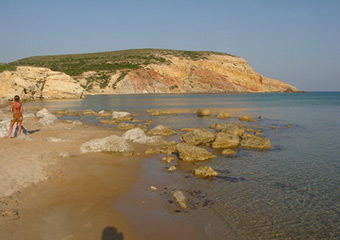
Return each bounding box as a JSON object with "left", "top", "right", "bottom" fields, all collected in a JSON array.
[
  {"left": 13, "top": 125, "right": 40, "bottom": 137},
  {"left": 101, "top": 226, "right": 124, "bottom": 240}
]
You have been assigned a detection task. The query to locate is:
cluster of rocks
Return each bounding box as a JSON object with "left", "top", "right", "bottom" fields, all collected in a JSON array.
[{"left": 10, "top": 107, "right": 277, "bottom": 211}]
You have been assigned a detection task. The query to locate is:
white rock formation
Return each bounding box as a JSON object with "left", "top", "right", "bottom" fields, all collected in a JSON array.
[
  {"left": 0, "top": 66, "right": 83, "bottom": 100},
  {"left": 122, "top": 128, "right": 163, "bottom": 145},
  {"left": 36, "top": 108, "right": 57, "bottom": 125},
  {"left": 80, "top": 135, "right": 134, "bottom": 154}
]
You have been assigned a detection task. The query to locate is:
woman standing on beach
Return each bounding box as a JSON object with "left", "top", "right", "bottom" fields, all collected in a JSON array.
[{"left": 6, "top": 95, "right": 23, "bottom": 138}]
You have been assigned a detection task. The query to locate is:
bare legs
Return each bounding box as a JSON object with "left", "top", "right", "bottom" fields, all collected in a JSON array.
[
  {"left": 6, "top": 121, "right": 22, "bottom": 138},
  {"left": 6, "top": 121, "right": 15, "bottom": 138},
  {"left": 17, "top": 121, "right": 22, "bottom": 136}
]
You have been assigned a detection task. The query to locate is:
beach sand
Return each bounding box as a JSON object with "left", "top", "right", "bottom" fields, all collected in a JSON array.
[
  {"left": 0, "top": 110, "right": 210, "bottom": 240},
  {"left": 0, "top": 113, "right": 142, "bottom": 239}
]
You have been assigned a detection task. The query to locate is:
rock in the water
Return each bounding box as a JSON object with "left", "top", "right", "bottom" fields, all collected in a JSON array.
[
  {"left": 212, "top": 132, "right": 240, "bottom": 149},
  {"left": 240, "top": 133, "right": 271, "bottom": 149},
  {"left": 162, "top": 156, "right": 176, "bottom": 163},
  {"left": 98, "top": 110, "right": 112, "bottom": 117},
  {"left": 80, "top": 135, "right": 134, "bottom": 154},
  {"left": 221, "top": 122, "right": 245, "bottom": 136},
  {"left": 147, "top": 109, "right": 161, "bottom": 116},
  {"left": 117, "top": 122, "right": 136, "bottom": 130},
  {"left": 123, "top": 128, "right": 146, "bottom": 141},
  {"left": 112, "top": 111, "right": 132, "bottom": 121},
  {"left": 99, "top": 119, "right": 118, "bottom": 125},
  {"left": 254, "top": 129, "right": 262, "bottom": 135},
  {"left": 221, "top": 149, "right": 237, "bottom": 155},
  {"left": 147, "top": 125, "right": 175, "bottom": 136},
  {"left": 217, "top": 111, "right": 230, "bottom": 119},
  {"left": 181, "top": 128, "right": 215, "bottom": 146},
  {"left": 167, "top": 166, "right": 177, "bottom": 172},
  {"left": 172, "top": 190, "right": 187, "bottom": 209},
  {"left": 239, "top": 115, "right": 256, "bottom": 122},
  {"left": 193, "top": 166, "right": 218, "bottom": 178},
  {"left": 145, "top": 148, "right": 156, "bottom": 154},
  {"left": 150, "top": 186, "right": 158, "bottom": 191},
  {"left": 177, "top": 143, "right": 216, "bottom": 162},
  {"left": 82, "top": 109, "right": 98, "bottom": 115},
  {"left": 123, "top": 128, "right": 163, "bottom": 145},
  {"left": 196, "top": 108, "right": 210, "bottom": 117}
]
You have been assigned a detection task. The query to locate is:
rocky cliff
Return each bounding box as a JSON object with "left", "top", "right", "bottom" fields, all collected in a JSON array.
[
  {"left": 0, "top": 66, "right": 83, "bottom": 100},
  {"left": 0, "top": 49, "right": 300, "bottom": 100},
  {"left": 81, "top": 54, "right": 298, "bottom": 94}
]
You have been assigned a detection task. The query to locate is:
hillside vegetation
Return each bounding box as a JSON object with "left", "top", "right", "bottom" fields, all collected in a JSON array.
[{"left": 6, "top": 49, "right": 233, "bottom": 76}]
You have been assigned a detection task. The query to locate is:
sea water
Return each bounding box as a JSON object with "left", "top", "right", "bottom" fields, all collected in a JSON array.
[{"left": 25, "top": 92, "right": 340, "bottom": 239}]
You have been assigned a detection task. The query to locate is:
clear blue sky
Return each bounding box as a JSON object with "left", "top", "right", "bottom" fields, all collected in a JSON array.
[{"left": 1, "top": 0, "right": 339, "bottom": 91}]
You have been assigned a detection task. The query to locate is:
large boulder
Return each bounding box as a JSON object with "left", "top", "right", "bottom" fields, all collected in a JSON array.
[
  {"left": 80, "top": 135, "right": 134, "bottom": 154},
  {"left": 181, "top": 128, "right": 215, "bottom": 146},
  {"left": 212, "top": 132, "right": 240, "bottom": 149},
  {"left": 240, "top": 133, "right": 271, "bottom": 149},
  {"left": 147, "top": 125, "right": 175, "bottom": 136},
  {"left": 176, "top": 143, "right": 216, "bottom": 162},
  {"left": 193, "top": 166, "right": 218, "bottom": 178},
  {"left": 36, "top": 108, "right": 57, "bottom": 125},
  {"left": 196, "top": 108, "right": 210, "bottom": 117}
]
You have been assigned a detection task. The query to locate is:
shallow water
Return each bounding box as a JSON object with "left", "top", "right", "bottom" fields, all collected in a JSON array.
[{"left": 25, "top": 92, "right": 340, "bottom": 239}]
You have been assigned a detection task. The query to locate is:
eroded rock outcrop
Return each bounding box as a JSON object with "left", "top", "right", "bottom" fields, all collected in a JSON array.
[{"left": 0, "top": 66, "right": 83, "bottom": 100}]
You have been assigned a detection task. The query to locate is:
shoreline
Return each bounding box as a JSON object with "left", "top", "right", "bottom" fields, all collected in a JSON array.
[{"left": 0, "top": 113, "right": 144, "bottom": 239}]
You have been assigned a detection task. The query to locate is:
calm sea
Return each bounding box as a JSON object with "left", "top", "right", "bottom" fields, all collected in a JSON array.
[{"left": 25, "top": 92, "right": 340, "bottom": 239}]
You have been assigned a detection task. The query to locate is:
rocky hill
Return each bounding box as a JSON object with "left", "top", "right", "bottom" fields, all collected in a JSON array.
[{"left": 0, "top": 49, "right": 300, "bottom": 100}]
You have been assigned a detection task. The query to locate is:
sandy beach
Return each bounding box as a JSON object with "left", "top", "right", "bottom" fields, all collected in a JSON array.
[
  {"left": 0, "top": 106, "right": 211, "bottom": 240},
  {"left": 0, "top": 109, "right": 145, "bottom": 239}
]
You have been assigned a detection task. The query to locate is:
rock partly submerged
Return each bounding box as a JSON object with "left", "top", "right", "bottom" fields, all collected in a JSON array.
[
  {"left": 177, "top": 143, "right": 216, "bottom": 162},
  {"left": 212, "top": 132, "right": 240, "bottom": 149},
  {"left": 147, "top": 125, "right": 176, "bottom": 136},
  {"left": 240, "top": 133, "right": 271, "bottom": 149},
  {"left": 193, "top": 166, "right": 218, "bottom": 178},
  {"left": 122, "top": 128, "right": 163, "bottom": 145},
  {"left": 181, "top": 128, "right": 215, "bottom": 146},
  {"left": 196, "top": 108, "right": 210, "bottom": 117}
]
